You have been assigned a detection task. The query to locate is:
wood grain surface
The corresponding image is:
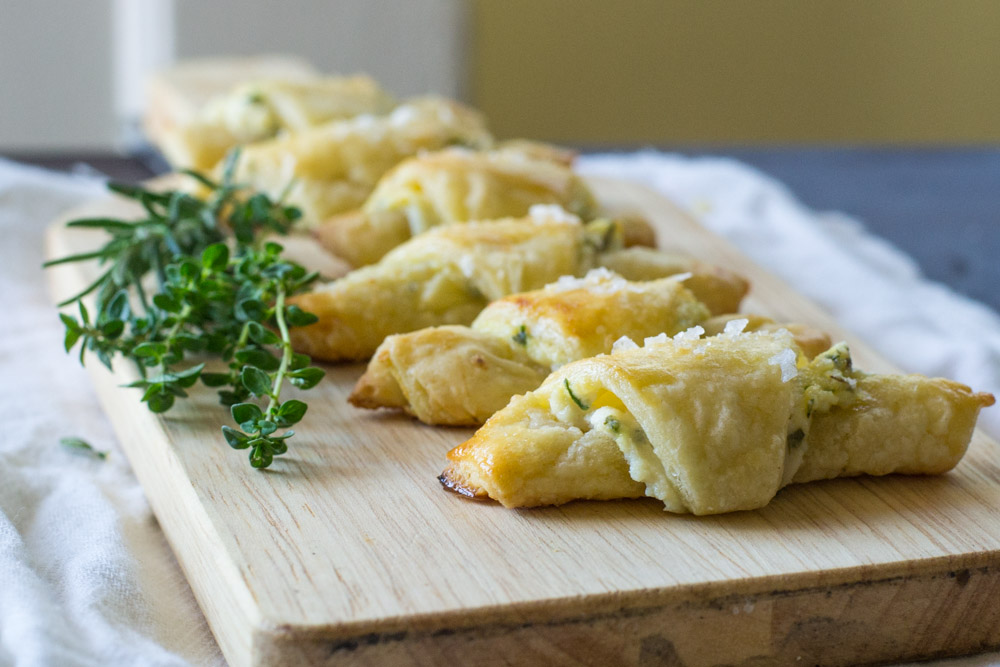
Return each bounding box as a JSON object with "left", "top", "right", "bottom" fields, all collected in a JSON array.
[{"left": 45, "top": 179, "right": 1000, "bottom": 667}]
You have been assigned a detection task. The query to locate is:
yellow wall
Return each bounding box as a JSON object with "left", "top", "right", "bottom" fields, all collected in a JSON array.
[{"left": 470, "top": 0, "right": 1000, "bottom": 145}]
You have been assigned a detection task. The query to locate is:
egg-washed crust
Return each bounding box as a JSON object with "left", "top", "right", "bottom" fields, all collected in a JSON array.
[
  {"left": 230, "top": 97, "right": 493, "bottom": 227},
  {"left": 155, "top": 75, "right": 398, "bottom": 171},
  {"left": 288, "top": 215, "right": 600, "bottom": 362},
  {"left": 441, "top": 331, "right": 994, "bottom": 513},
  {"left": 350, "top": 325, "right": 549, "bottom": 426},
  {"left": 290, "top": 213, "right": 748, "bottom": 363},
  {"left": 702, "top": 313, "right": 832, "bottom": 360},
  {"left": 350, "top": 273, "right": 710, "bottom": 425},
  {"left": 599, "top": 246, "right": 748, "bottom": 315},
  {"left": 313, "top": 147, "right": 602, "bottom": 267},
  {"left": 349, "top": 308, "right": 826, "bottom": 429}
]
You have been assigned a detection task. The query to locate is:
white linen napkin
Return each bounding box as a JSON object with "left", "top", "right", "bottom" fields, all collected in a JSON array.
[
  {"left": 1, "top": 152, "right": 996, "bottom": 666},
  {"left": 0, "top": 159, "right": 225, "bottom": 666}
]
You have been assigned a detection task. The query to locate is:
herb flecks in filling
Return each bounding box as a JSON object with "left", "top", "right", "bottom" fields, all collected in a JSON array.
[
  {"left": 512, "top": 325, "right": 528, "bottom": 346},
  {"left": 564, "top": 379, "right": 589, "bottom": 410}
]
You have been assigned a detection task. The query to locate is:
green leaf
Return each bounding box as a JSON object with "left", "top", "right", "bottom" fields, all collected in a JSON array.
[
  {"left": 257, "top": 420, "right": 277, "bottom": 436},
  {"left": 276, "top": 399, "right": 307, "bottom": 426},
  {"left": 231, "top": 402, "right": 263, "bottom": 426},
  {"left": 59, "top": 436, "right": 108, "bottom": 460},
  {"left": 241, "top": 366, "right": 272, "bottom": 397},
  {"left": 221, "top": 425, "right": 250, "bottom": 449},
  {"left": 289, "top": 367, "right": 324, "bottom": 390},
  {"left": 173, "top": 363, "right": 205, "bottom": 388},
  {"left": 201, "top": 243, "right": 229, "bottom": 271},
  {"left": 218, "top": 390, "right": 245, "bottom": 406},
  {"left": 246, "top": 321, "right": 280, "bottom": 346},
  {"left": 153, "top": 293, "right": 181, "bottom": 313},
  {"left": 100, "top": 320, "right": 125, "bottom": 339},
  {"left": 174, "top": 333, "right": 206, "bottom": 352},
  {"left": 65, "top": 217, "right": 136, "bottom": 231},
  {"left": 133, "top": 342, "right": 166, "bottom": 358},
  {"left": 249, "top": 443, "right": 273, "bottom": 469},
  {"left": 284, "top": 305, "right": 318, "bottom": 327},
  {"left": 200, "top": 372, "right": 231, "bottom": 387},
  {"left": 146, "top": 391, "right": 175, "bottom": 413},
  {"left": 41, "top": 248, "right": 110, "bottom": 267},
  {"left": 234, "top": 347, "right": 280, "bottom": 371},
  {"left": 234, "top": 298, "right": 265, "bottom": 322},
  {"left": 63, "top": 327, "right": 82, "bottom": 352},
  {"left": 179, "top": 167, "right": 219, "bottom": 190}
]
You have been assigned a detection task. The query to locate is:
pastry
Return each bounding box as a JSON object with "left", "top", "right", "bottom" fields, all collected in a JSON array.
[
  {"left": 313, "top": 147, "right": 654, "bottom": 267},
  {"left": 154, "top": 75, "right": 397, "bottom": 171},
  {"left": 440, "top": 328, "right": 993, "bottom": 513},
  {"left": 230, "top": 97, "right": 493, "bottom": 226},
  {"left": 349, "top": 275, "right": 803, "bottom": 425},
  {"left": 350, "top": 270, "right": 711, "bottom": 425},
  {"left": 288, "top": 209, "right": 748, "bottom": 362}
]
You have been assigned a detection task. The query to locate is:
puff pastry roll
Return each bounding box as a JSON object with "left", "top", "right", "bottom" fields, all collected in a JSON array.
[
  {"left": 440, "top": 329, "right": 993, "bottom": 513},
  {"left": 350, "top": 270, "right": 712, "bottom": 425},
  {"left": 155, "top": 76, "right": 397, "bottom": 171},
  {"left": 289, "top": 211, "right": 740, "bottom": 362},
  {"left": 230, "top": 97, "right": 493, "bottom": 227},
  {"left": 288, "top": 212, "right": 609, "bottom": 361},
  {"left": 600, "top": 247, "right": 748, "bottom": 315},
  {"left": 313, "top": 147, "right": 603, "bottom": 266}
]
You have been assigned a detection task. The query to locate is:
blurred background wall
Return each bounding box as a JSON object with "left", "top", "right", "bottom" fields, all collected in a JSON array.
[
  {"left": 470, "top": 0, "right": 1000, "bottom": 146},
  {"left": 3, "top": 0, "right": 1000, "bottom": 152},
  {"left": 0, "top": 0, "right": 466, "bottom": 153}
]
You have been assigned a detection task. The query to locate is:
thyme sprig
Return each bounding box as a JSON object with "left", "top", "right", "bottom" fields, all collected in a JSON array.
[{"left": 46, "top": 154, "right": 325, "bottom": 468}]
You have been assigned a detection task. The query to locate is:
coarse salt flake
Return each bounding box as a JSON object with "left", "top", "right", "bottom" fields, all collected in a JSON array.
[
  {"left": 528, "top": 204, "right": 580, "bottom": 225},
  {"left": 672, "top": 325, "right": 705, "bottom": 342},
  {"left": 458, "top": 254, "right": 476, "bottom": 278},
  {"left": 644, "top": 333, "right": 669, "bottom": 347},
  {"left": 768, "top": 348, "right": 798, "bottom": 382},
  {"left": 723, "top": 318, "right": 749, "bottom": 336},
  {"left": 612, "top": 336, "right": 639, "bottom": 353}
]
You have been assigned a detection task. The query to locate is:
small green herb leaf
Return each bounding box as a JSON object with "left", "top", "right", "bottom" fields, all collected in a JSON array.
[
  {"left": 284, "top": 304, "right": 318, "bottom": 327},
  {"left": 241, "top": 365, "right": 272, "bottom": 397},
  {"left": 564, "top": 379, "right": 589, "bottom": 411},
  {"left": 60, "top": 436, "right": 108, "bottom": 460}
]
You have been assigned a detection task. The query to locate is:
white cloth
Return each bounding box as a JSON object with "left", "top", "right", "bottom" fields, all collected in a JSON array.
[
  {"left": 1, "top": 152, "right": 997, "bottom": 666},
  {"left": 0, "top": 159, "right": 225, "bottom": 667}
]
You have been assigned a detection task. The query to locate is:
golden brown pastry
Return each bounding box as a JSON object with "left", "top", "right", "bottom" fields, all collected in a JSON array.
[
  {"left": 230, "top": 97, "right": 493, "bottom": 227},
  {"left": 702, "top": 313, "right": 832, "bottom": 360},
  {"left": 440, "top": 329, "right": 994, "bottom": 513},
  {"left": 350, "top": 271, "right": 712, "bottom": 425},
  {"left": 600, "top": 246, "right": 748, "bottom": 315},
  {"left": 313, "top": 147, "right": 601, "bottom": 266},
  {"left": 155, "top": 76, "right": 397, "bottom": 171},
  {"left": 289, "top": 210, "right": 745, "bottom": 362}
]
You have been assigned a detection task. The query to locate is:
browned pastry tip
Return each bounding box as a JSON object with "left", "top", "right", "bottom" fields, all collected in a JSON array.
[
  {"left": 682, "top": 266, "right": 749, "bottom": 315},
  {"left": 313, "top": 209, "right": 410, "bottom": 267},
  {"left": 438, "top": 466, "right": 490, "bottom": 501},
  {"left": 618, "top": 213, "right": 657, "bottom": 248},
  {"left": 348, "top": 364, "right": 407, "bottom": 411}
]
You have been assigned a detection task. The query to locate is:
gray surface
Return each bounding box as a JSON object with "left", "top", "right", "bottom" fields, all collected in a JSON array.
[{"left": 659, "top": 147, "right": 1000, "bottom": 315}]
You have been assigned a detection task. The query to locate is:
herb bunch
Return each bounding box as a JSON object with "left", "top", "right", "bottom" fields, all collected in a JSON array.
[{"left": 45, "top": 153, "right": 326, "bottom": 468}]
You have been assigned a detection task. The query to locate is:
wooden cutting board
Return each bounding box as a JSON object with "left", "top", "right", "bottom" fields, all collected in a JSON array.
[{"left": 45, "top": 179, "right": 1000, "bottom": 667}]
